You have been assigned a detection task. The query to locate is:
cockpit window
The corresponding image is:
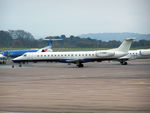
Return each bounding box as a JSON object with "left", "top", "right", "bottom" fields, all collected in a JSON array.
[{"left": 23, "top": 54, "right": 27, "bottom": 57}]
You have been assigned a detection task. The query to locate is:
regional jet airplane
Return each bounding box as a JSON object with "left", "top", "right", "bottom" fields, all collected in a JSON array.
[
  {"left": 12, "top": 38, "right": 134, "bottom": 68},
  {"left": 118, "top": 49, "right": 150, "bottom": 65}
]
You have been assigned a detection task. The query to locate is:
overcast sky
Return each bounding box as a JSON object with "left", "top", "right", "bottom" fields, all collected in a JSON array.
[{"left": 0, "top": 0, "right": 150, "bottom": 38}]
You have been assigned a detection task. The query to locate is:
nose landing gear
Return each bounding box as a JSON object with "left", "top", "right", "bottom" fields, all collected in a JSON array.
[
  {"left": 19, "top": 63, "right": 22, "bottom": 67},
  {"left": 12, "top": 63, "right": 22, "bottom": 68}
]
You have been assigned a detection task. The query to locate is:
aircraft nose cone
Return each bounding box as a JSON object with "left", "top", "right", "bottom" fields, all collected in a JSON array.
[
  {"left": 12, "top": 57, "right": 21, "bottom": 63},
  {"left": 12, "top": 58, "right": 17, "bottom": 63}
]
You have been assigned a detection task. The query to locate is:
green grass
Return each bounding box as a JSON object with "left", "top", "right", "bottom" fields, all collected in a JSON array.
[
  {"left": 0, "top": 48, "right": 35, "bottom": 50},
  {"left": 47, "top": 47, "right": 150, "bottom": 51},
  {"left": 0, "top": 48, "right": 110, "bottom": 52},
  {"left": 0, "top": 47, "right": 149, "bottom": 52},
  {"left": 52, "top": 48, "right": 109, "bottom": 51}
]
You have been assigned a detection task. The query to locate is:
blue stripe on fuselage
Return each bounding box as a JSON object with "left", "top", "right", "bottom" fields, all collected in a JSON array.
[{"left": 13, "top": 58, "right": 99, "bottom": 63}]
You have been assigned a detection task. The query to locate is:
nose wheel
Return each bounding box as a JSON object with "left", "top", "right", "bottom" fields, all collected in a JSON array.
[
  {"left": 19, "top": 63, "right": 22, "bottom": 67},
  {"left": 12, "top": 63, "right": 22, "bottom": 68},
  {"left": 12, "top": 65, "right": 14, "bottom": 68}
]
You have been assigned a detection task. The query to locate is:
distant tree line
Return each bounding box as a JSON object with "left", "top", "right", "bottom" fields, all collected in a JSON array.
[{"left": 0, "top": 30, "right": 150, "bottom": 49}]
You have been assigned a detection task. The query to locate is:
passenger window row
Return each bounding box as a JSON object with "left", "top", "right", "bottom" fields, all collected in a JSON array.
[
  {"left": 36, "top": 54, "right": 95, "bottom": 57},
  {"left": 129, "top": 53, "right": 138, "bottom": 55}
]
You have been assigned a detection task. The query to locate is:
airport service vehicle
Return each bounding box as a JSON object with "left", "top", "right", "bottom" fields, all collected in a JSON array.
[
  {"left": 118, "top": 49, "right": 150, "bottom": 65},
  {"left": 0, "top": 54, "right": 7, "bottom": 64},
  {"left": 12, "top": 38, "right": 134, "bottom": 68}
]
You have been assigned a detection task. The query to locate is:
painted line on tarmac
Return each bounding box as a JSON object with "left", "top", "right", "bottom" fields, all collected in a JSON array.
[{"left": 122, "top": 81, "right": 150, "bottom": 85}]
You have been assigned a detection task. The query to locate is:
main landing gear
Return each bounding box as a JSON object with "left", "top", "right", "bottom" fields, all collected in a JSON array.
[
  {"left": 120, "top": 61, "right": 128, "bottom": 65},
  {"left": 77, "top": 63, "right": 84, "bottom": 68},
  {"left": 12, "top": 65, "right": 14, "bottom": 68},
  {"left": 19, "top": 63, "right": 22, "bottom": 67}
]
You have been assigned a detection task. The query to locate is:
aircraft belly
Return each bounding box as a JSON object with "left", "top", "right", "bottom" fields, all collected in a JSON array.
[{"left": 13, "top": 58, "right": 117, "bottom": 63}]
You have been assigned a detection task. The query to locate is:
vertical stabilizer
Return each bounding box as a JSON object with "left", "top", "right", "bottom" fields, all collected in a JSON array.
[
  {"left": 37, "top": 39, "right": 62, "bottom": 52},
  {"left": 117, "top": 38, "right": 135, "bottom": 52}
]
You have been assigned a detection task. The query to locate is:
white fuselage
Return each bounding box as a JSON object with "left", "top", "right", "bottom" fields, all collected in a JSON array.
[
  {"left": 13, "top": 50, "right": 127, "bottom": 63},
  {"left": 120, "top": 49, "right": 150, "bottom": 60}
]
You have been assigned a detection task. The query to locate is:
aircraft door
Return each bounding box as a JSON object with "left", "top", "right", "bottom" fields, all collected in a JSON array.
[{"left": 28, "top": 54, "right": 33, "bottom": 60}]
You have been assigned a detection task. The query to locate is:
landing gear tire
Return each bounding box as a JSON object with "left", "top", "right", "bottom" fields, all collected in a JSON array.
[
  {"left": 124, "top": 62, "right": 128, "bottom": 65},
  {"left": 120, "top": 61, "right": 128, "bottom": 65},
  {"left": 77, "top": 63, "right": 84, "bottom": 68},
  {"left": 12, "top": 65, "right": 14, "bottom": 68},
  {"left": 19, "top": 63, "right": 22, "bottom": 67}
]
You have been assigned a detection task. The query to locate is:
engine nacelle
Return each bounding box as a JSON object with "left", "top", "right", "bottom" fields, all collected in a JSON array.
[
  {"left": 140, "top": 49, "right": 150, "bottom": 56},
  {"left": 96, "top": 51, "right": 115, "bottom": 57}
]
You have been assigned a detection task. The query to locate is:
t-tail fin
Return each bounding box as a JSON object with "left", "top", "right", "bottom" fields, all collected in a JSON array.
[
  {"left": 47, "top": 39, "right": 63, "bottom": 47},
  {"left": 48, "top": 40, "right": 52, "bottom": 47},
  {"left": 117, "top": 38, "right": 135, "bottom": 52},
  {"left": 116, "top": 38, "right": 135, "bottom": 52},
  {"left": 37, "top": 38, "right": 63, "bottom": 52}
]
